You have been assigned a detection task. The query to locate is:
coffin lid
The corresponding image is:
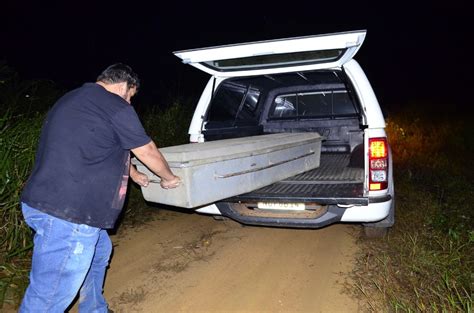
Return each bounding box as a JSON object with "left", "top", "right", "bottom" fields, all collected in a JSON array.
[{"left": 133, "top": 133, "right": 322, "bottom": 168}]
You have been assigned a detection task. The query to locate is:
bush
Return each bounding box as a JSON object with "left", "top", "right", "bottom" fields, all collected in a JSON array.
[{"left": 141, "top": 99, "right": 195, "bottom": 148}]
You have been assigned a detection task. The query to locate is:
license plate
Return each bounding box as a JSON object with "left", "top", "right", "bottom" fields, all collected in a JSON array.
[{"left": 257, "top": 202, "right": 305, "bottom": 211}]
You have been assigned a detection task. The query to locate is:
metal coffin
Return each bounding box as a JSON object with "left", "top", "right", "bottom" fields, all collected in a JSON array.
[{"left": 132, "top": 133, "right": 322, "bottom": 208}]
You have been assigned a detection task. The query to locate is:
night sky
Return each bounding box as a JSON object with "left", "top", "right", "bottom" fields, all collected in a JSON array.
[{"left": 1, "top": 1, "right": 470, "bottom": 113}]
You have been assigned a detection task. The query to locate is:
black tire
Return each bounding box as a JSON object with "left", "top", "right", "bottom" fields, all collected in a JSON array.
[{"left": 363, "top": 226, "right": 389, "bottom": 238}]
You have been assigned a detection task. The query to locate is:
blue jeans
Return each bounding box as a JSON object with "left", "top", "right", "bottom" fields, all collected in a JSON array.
[{"left": 20, "top": 203, "right": 112, "bottom": 313}]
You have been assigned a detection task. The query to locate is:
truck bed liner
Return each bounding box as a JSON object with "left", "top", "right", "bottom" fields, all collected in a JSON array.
[{"left": 228, "top": 153, "right": 366, "bottom": 205}]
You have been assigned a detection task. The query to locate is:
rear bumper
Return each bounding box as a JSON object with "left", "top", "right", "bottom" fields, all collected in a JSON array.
[
  {"left": 214, "top": 195, "right": 392, "bottom": 229},
  {"left": 341, "top": 195, "right": 392, "bottom": 222}
]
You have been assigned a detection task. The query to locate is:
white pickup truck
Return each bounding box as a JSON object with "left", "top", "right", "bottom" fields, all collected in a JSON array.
[{"left": 170, "top": 30, "right": 394, "bottom": 236}]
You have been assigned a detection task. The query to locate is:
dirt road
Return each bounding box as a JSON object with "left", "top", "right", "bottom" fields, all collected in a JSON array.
[{"left": 71, "top": 208, "right": 361, "bottom": 313}]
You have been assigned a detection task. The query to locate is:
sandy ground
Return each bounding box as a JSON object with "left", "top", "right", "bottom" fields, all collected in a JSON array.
[
  {"left": 65, "top": 208, "right": 361, "bottom": 313},
  {"left": 0, "top": 208, "right": 362, "bottom": 313}
]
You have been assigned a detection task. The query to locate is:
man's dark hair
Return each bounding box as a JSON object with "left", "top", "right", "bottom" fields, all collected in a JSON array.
[{"left": 97, "top": 63, "right": 140, "bottom": 90}]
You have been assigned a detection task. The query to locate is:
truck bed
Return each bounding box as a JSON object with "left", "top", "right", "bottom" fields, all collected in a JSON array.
[{"left": 228, "top": 153, "right": 367, "bottom": 205}]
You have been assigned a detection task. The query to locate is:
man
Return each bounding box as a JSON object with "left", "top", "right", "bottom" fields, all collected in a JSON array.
[{"left": 19, "top": 63, "right": 180, "bottom": 312}]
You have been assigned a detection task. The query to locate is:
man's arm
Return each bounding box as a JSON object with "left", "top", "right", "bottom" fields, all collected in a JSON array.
[{"left": 131, "top": 140, "right": 180, "bottom": 189}]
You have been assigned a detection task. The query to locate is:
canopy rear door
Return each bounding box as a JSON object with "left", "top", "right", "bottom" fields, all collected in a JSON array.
[{"left": 173, "top": 30, "right": 366, "bottom": 77}]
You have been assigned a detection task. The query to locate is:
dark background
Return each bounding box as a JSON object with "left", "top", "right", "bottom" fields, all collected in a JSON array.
[{"left": 1, "top": 1, "right": 470, "bottom": 113}]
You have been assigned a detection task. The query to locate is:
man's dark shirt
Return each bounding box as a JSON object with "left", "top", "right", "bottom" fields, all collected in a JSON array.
[{"left": 21, "top": 83, "right": 151, "bottom": 228}]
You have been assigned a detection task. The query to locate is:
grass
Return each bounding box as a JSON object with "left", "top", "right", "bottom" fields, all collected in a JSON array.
[
  {"left": 350, "top": 107, "right": 474, "bottom": 312},
  {"left": 0, "top": 74, "right": 60, "bottom": 307}
]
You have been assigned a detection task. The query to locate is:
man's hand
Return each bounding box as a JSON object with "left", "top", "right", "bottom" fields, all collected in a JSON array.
[
  {"left": 160, "top": 175, "right": 181, "bottom": 189},
  {"left": 131, "top": 171, "right": 149, "bottom": 187},
  {"left": 130, "top": 165, "right": 149, "bottom": 187}
]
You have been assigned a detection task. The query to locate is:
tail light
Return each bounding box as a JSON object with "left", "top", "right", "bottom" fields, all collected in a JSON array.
[{"left": 369, "top": 137, "right": 388, "bottom": 191}]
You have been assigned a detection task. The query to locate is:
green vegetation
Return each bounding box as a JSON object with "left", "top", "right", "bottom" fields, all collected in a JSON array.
[
  {"left": 351, "top": 107, "right": 473, "bottom": 312},
  {"left": 0, "top": 62, "right": 62, "bottom": 307},
  {"left": 141, "top": 98, "right": 195, "bottom": 148},
  {"left": 0, "top": 112, "right": 43, "bottom": 307}
]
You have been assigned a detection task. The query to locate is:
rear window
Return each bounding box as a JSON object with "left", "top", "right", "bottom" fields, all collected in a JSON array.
[
  {"left": 202, "top": 49, "right": 345, "bottom": 72},
  {"left": 206, "top": 82, "right": 260, "bottom": 125},
  {"left": 269, "top": 90, "right": 357, "bottom": 119}
]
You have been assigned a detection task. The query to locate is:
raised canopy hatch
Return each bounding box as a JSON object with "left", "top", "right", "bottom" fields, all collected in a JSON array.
[{"left": 173, "top": 30, "right": 366, "bottom": 77}]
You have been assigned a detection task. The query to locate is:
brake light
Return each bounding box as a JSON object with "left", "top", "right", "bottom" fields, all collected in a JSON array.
[{"left": 369, "top": 137, "right": 388, "bottom": 191}]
